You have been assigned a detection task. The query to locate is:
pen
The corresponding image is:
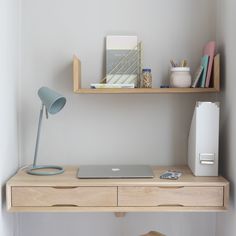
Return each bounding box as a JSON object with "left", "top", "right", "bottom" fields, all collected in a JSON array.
[{"left": 170, "top": 60, "right": 176, "bottom": 67}]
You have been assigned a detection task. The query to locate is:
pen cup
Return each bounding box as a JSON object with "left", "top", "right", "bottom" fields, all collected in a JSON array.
[{"left": 170, "top": 67, "right": 192, "bottom": 88}]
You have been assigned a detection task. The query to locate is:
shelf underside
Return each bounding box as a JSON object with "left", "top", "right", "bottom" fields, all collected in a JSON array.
[{"left": 8, "top": 206, "right": 227, "bottom": 213}]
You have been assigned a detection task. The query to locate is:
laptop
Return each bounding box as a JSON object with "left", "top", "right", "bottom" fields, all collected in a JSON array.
[{"left": 77, "top": 165, "right": 154, "bottom": 179}]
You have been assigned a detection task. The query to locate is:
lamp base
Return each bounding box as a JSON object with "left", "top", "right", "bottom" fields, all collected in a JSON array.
[{"left": 27, "top": 165, "right": 64, "bottom": 176}]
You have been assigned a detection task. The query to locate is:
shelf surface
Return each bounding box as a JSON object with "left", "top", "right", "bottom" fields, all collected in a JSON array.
[
  {"left": 74, "top": 87, "right": 220, "bottom": 94},
  {"left": 7, "top": 166, "right": 228, "bottom": 187},
  {"left": 72, "top": 55, "right": 221, "bottom": 94}
]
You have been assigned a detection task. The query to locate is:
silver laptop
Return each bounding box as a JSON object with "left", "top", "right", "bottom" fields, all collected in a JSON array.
[{"left": 77, "top": 165, "right": 154, "bottom": 179}]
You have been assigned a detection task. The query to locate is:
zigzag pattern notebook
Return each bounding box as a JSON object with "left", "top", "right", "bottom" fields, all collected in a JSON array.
[{"left": 106, "top": 36, "right": 138, "bottom": 86}]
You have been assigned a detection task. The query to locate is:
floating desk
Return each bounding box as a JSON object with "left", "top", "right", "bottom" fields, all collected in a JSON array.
[{"left": 7, "top": 166, "right": 229, "bottom": 216}]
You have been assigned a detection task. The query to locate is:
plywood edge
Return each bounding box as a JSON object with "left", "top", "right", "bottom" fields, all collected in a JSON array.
[
  {"left": 213, "top": 54, "right": 220, "bottom": 91},
  {"left": 74, "top": 87, "right": 219, "bottom": 94},
  {"left": 7, "top": 206, "right": 228, "bottom": 213},
  {"left": 7, "top": 182, "right": 229, "bottom": 187},
  {"left": 73, "top": 55, "right": 81, "bottom": 92},
  {"left": 6, "top": 183, "right": 12, "bottom": 211},
  {"left": 223, "top": 182, "right": 230, "bottom": 209}
]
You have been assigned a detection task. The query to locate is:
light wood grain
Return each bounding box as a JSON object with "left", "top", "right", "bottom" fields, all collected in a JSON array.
[
  {"left": 73, "top": 55, "right": 81, "bottom": 92},
  {"left": 118, "top": 186, "right": 223, "bottom": 207},
  {"left": 7, "top": 166, "right": 228, "bottom": 187},
  {"left": 7, "top": 166, "right": 229, "bottom": 212},
  {"left": 74, "top": 87, "right": 219, "bottom": 94},
  {"left": 72, "top": 55, "right": 220, "bottom": 94},
  {"left": 213, "top": 54, "right": 220, "bottom": 91},
  {"left": 114, "top": 212, "right": 126, "bottom": 217},
  {"left": 12, "top": 186, "right": 117, "bottom": 207},
  {"left": 6, "top": 183, "right": 12, "bottom": 211},
  {"left": 7, "top": 206, "right": 228, "bottom": 213},
  {"left": 224, "top": 183, "right": 230, "bottom": 209}
]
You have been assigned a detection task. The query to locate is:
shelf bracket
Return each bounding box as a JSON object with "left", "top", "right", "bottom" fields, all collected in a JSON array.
[
  {"left": 114, "top": 212, "right": 126, "bottom": 218},
  {"left": 73, "top": 55, "right": 81, "bottom": 92}
]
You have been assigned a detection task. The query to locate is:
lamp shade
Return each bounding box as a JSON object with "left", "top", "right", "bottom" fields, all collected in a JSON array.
[{"left": 38, "top": 87, "right": 66, "bottom": 114}]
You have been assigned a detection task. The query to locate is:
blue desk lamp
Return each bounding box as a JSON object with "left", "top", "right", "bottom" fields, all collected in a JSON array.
[{"left": 27, "top": 87, "right": 66, "bottom": 176}]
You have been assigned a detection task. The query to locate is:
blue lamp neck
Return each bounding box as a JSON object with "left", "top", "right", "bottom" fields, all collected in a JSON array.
[{"left": 33, "top": 104, "right": 44, "bottom": 167}]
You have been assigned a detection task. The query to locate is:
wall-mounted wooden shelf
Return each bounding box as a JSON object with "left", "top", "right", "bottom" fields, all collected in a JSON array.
[
  {"left": 7, "top": 166, "right": 229, "bottom": 216},
  {"left": 74, "top": 87, "right": 219, "bottom": 94},
  {"left": 73, "top": 55, "right": 220, "bottom": 94}
]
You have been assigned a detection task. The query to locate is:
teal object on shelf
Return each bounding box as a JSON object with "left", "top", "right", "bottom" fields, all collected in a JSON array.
[
  {"left": 200, "top": 55, "right": 209, "bottom": 88},
  {"left": 27, "top": 87, "right": 66, "bottom": 176}
]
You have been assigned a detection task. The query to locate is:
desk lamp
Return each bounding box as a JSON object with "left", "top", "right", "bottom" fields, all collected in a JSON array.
[{"left": 27, "top": 87, "right": 66, "bottom": 176}]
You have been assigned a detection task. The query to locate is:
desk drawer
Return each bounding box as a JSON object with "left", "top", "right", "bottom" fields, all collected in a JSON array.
[
  {"left": 12, "top": 187, "right": 117, "bottom": 207},
  {"left": 118, "top": 186, "right": 224, "bottom": 207}
]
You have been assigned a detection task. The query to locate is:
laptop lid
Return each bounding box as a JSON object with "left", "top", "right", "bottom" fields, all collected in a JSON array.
[{"left": 77, "top": 165, "right": 154, "bottom": 179}]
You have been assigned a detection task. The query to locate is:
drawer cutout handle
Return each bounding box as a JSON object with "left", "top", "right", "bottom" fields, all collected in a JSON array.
[
  {"left": 52, "top": 187, "right": 78, "bottom": 189},
  {"left": 52, "top": 204, "right": 79, "bottom": 207},
  {"left": 157, "top": 204, "right": 184, "bottom": 207},
  {"left": 158, "top": 186, "right": 184, "bottom": 189}
]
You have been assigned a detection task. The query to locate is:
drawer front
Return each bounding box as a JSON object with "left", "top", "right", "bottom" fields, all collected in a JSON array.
[
  {"left": 118, "top": 186, "right": 224, "bottom": 207},
  {"left": 12, "top": 187, "right": 117, "bottom": 207}
]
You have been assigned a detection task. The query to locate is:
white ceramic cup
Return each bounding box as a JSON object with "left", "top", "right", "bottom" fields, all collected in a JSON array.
[{"left": 170, "top": 67, "right": 192, "bottom": 88}]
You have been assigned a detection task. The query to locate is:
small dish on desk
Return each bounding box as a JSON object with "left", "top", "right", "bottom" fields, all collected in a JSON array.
[{"left": 160, "top": 170, "right": 182, "bottom": 180}]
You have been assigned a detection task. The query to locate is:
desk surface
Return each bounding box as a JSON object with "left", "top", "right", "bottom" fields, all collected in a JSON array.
[
  {"left": 7, "top": 166, "right": 229, "bottom": 213},
  {"left": 8, "top": 165, "right": 228, "bottom": 186}
]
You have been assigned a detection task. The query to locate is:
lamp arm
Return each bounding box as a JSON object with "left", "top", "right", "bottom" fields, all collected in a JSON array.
[{"left": 33, "top": 104, "right": 44, "bottom": 167}]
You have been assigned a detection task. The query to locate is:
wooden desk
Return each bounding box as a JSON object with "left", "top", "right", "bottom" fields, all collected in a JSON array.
[{"left": 6, "top": 166, "right": 229, "bottom": 215}]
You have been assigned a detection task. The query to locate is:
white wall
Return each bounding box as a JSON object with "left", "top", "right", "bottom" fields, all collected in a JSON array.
[
  {"left": 19, "top": 212, "right": 216, "bottom": 236},
  {"left": 19, "top": 0, "right": 218, "bottom": 236},
  {"left": 0, "top": 0, "right": 20, "bottom": 235},
  {"left": 216, "top": 0, "right": 236, "bottom": 235},
  {"left": 20, "top": 0, "right": 217, "bottom": 166}
]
